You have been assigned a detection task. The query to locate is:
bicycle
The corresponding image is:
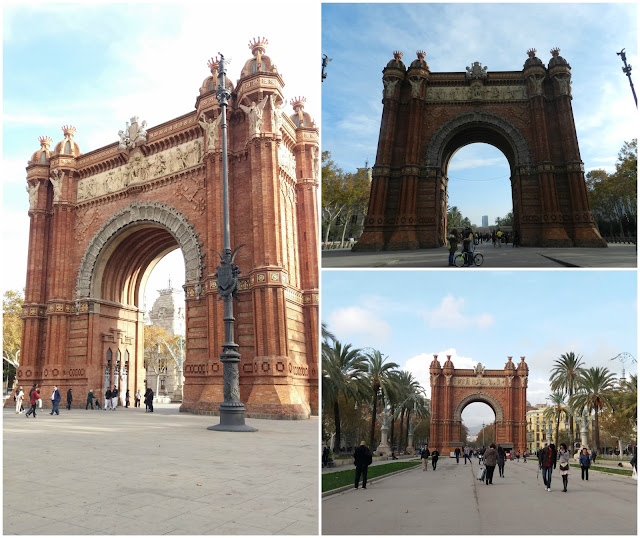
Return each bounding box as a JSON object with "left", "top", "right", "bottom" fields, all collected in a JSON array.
[{"left": 454, "top": 250, "right": 484, "bottom": 267}]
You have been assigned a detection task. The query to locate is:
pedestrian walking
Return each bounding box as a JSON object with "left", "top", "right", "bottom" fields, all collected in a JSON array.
[
  {"left": 558, "top": 443, "right": 570, "bottom": 492},
  {"left": 591, "top": 448, "right": 597, "bottom": 465},
  {"left": 447, "top": 230, "right": 458, "bottom": 267},
  {"left": 579, "top": 447, "right": 591, "bottom": 481},
  {"left": 421, "top": 445, "right": 430, "bottom": 471},
  {"left": 523, "top": 449, "right": 528, "bottom": 462},
  {"left": 86, "top": 389, "right": 94, "bottom": 410},
  {"left": 15, "top": 386, "right": 24, "bottom": 414},
  {"left": 135, "top": 389, "right": 142, "bottom": 408},
  {"left": 50, "top": 385, "right": 61, "bottom": 415},
  {"left": 66, "top": 388, "right": 73, "bottom": 410},
  {"left": 104, "top": 387, "right": 112, "bottom": 409},
  {"left": 144, "top": 388, "right": 154, "bottom": 412},
  {"left": 353, "top": 441, "right": 373, "bottom": 489},
  {"left": 538, "top": 443, "right": 557, "bottom": 491},
  {"left": 125, "top": 389, "right": 130, "bottom": 408},
  {"left": 484, "top": 443, "right": 498, "bottom": 485},
  {"left": 497, "top": 445, "right": 506, "bottom": 477},
  {"left": 515, "top": 449, "right": 520, "bottom": 462},
  {"left": 454, "top": 447, "right": 461, "bottom": 464},
  {"left": 111, "top": 386, "right": 118, "bottom": 410},
  {"left": 25, "top": 386, "right": 39, "bottom": 418},
  {"left": 431, "top": 448, "right": 440, "bottom": 470},
  {"left": 464, "top": 446, "right": 471, "bottom": 464}
]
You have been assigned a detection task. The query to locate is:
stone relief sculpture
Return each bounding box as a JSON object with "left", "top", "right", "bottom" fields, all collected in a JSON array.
[
  {"left": 50, "top": 169, "right": 65, "bottom": 202},
  {"left": 239, "top": 95, "right": 269, "bottom": 137},
  {"left": 77, "top": 138, "right": 204, "bottom": 202},
  {"left": 311, "top": 146, "right": 320, "bottom": 179},
  {"left": 383, "top": 78, "right": 398, "bottom": 97},
  {"left": 426, "top": 85, "right": 527, "bottom": 102},
  {"left": 269, "top": 94, "right": 286, "bottom": 135},
  {"left": 117, "top": 116, "right": 148, "bottom": 150},
  {"left": 26, "top": 183, "right": 39, "bottom": 209},
  {"left": 409, "top": 77, "right": 423, "bottom": 98},
  {"left": 277, "top": 143, "right": 296, "bottom": 179},
  {"left": 198, "top": 112, "right": 222, "bottom": 152}
]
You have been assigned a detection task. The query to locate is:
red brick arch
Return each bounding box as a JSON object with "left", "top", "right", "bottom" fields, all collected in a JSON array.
[
  {"left": 354, "top": 49, "right": 605, "bottom": 251},
  {"left": 429, "top": 355, "right": 528, "bottom": 452}
]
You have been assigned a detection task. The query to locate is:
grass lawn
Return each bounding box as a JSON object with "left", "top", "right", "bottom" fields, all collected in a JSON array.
[
  {"left": 569, "top": 463, "right": 633, "bottom": 477},
  {"left": 323, "top": 461, "right": 421, "bottom": 492}
]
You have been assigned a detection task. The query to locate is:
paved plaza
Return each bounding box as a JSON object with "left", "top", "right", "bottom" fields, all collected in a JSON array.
[
  {"left": 3, "top": 404, "right": 318, "bottom": 535},
  {"left": 322, "top": 242, "right": 637, "bottom": 268},
  {"left": 322, "top": 457, "right": 637, "bottom": 535}
]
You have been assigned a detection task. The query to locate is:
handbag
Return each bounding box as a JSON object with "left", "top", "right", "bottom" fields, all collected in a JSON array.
[{"left": 559, "top": 462, "right": 569, "bottom": 471}]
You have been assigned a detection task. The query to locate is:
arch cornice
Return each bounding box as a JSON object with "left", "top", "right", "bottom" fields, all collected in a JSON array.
[
  {"left": 425, "top": 111, "right": 531, "bottom": 169},
  {"left": 452, "top": 391, "right": 504, "bottom": 422},
  {"left": 75, "top": 201, "right": 205, "bottom": 300}
]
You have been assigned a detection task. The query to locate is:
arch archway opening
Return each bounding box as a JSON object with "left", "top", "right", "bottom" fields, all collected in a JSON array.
[
  {"left": 445, "top": 142, "right": 513, "bottom": 235},
  {"left": 461, "top": 401, "right": 497, "bottom": 448}
]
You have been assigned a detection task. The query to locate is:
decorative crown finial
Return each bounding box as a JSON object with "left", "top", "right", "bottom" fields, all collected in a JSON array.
[
  {"left": 527, "top": 48, "right": 537, "bottom": 58},
  {"left": 291, "top": 96, "right": 306, "bottom": 110},
  {"left": 249, "top": 36, "right": 268, "bottom": 56},
  {"left": 550, "top": 47, "right": 561, "bottom": 57},
  {"left": 62, "top": 125, "right": 76, "bottom": 139},
  {"left": 207, "top": 57, "right": 219, "bottom": 74},
  {"left": 393, "top": 51, "right": 403, "bottom": 61},
  {"left": 416, "top": 50, "right": 426, "bottom": 61},
  {"left": 39, "top": 136, "right": 53, "bottom": 149}
]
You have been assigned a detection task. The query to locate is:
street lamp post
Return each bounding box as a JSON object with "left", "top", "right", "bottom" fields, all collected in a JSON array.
[
  {"left": 207, "top": 53, "right": 256, "bottom": 432},
  {"left": 617, "top": 49, "right": 638, "bottom": 107},
  {"left": 482, "top": 422, "right": 485, "bottom": 447}
]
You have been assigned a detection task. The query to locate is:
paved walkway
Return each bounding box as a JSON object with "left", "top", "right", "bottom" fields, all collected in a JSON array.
[
  {"left": 3, "top": 404, "right": 318, "bottom": 535},
  {"left": 322, "top": 457, "right": 636, "bottom": 535},
  {"left": 322, "top": 242, "right": 637, "bottom": 268}
]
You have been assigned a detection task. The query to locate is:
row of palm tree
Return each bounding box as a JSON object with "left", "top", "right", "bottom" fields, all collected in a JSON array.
[
  {"left": 322, "top": 324, "right": 429, "bottom": 452},
  {"left": 545, "top": 352, "right": 637, "bottom": 451}
]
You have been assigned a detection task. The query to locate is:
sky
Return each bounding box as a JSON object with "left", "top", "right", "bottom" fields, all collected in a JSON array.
[
  {"left": 322, "top": 270, "right": 638, "bottom": 431},
  {"left": 321, "top": 2, "right": 638, "bottom": 227},
  {"left": 1, "top": 1, "right": 320, "bottom": 308}
]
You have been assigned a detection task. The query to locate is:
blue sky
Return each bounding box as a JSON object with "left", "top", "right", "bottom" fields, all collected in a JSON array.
[
  {"left": 322, "top": 270, "right": 638, "bottom": 428},
  {"left": 322, "top": 3, "right": 638, "bottom": 226},
  {"left": 1, "top": 2, "right": 320, "bottom": 306}
]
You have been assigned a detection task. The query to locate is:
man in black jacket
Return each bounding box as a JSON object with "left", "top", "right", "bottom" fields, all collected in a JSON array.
[
  {"left": 354, "top": 441, "right": 373, "bottom": 489},
  {"left": 538, "top": 443, "right": 557, "bottom": 491}
]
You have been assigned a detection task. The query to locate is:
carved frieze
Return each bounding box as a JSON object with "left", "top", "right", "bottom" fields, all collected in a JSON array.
[
  {"left": 425, "top": 84, "right": 528, "bottom": 102},
  {"left": 76, "top": 139, "right": 204, "bottom": 202},
  {"left": 452, "top": 376, "right": 506, "bottom": 387},
  {"left": 277, "top": 143, "right": 296, "bottom": 179}
]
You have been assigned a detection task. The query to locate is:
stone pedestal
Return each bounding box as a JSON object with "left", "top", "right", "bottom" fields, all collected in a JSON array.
[{"left": 376, "top": 426, "right": 392, "bottom": 456}]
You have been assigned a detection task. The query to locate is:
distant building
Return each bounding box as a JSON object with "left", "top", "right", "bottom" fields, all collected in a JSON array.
[{"left": 482, "top": 215, "right": 489, "bottom": 227}]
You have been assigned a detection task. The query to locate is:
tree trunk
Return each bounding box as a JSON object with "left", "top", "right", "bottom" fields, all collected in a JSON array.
[
  {"left": 369, "top": 389, "right": 378, "bottom": 448},
  {"left": 324, "top": 218, "right": 334, "bottom": 243},
  {"left": 555, "top": 415, "right": 560, "bottom": 446},
  {"left": 398, "top": 408, "right": 406, "bottom": 452},
  {"left": 340, "top": 218, "right": 349, "bottom": 247},
  {"left": 333, "top": 400, "right": 341, "bottom": 453}
]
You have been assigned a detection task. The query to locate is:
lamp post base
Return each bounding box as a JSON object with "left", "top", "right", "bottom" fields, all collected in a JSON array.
[{"left": 207, "top": 402, "right": 258, "bottom": 432}]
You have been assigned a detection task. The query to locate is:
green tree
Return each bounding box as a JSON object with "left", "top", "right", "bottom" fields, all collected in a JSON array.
[
  {"left": 363, "top": 349, "right": 400, "bottom": 448},
  {"left": 543, "top": 392, "right": 571, "bottom": 445},
  {"left": 550, "top": 352, "right": 585, "bottom": 447},
  {"left": 337, "top": 169, "right": 371, "bottom": 246},
  {"left": 322, "top": 340, "right": 367, "bottom": 452},
  {"left": 600, "top": 374, "right": 638, "bottom": 449},
  {"left": 447, "top": 206, "right": 464, "bottom": 229},
  {"left": 321, "top": 151, "right": 347, "bottom": 243},
  {"left": 495, "top": 211, "right": 513, "bottom": 227},
  {"left": 3, "top": 289, "right": 24, "bottom": 391},
  {"left": 569, "top": 366, "right": 618, "bottom": 451},
  {"left": 143, "top": 325, "right": 182, "bottom": 397}
]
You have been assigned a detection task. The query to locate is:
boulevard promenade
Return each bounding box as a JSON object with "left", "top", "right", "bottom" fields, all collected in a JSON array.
[
  {"left": 322, "top": 242, "right": 637, "bottom": 268},
  {"left": 322, "top": 457, "right": 636, "bottom": 535},
  {"left": 3, "top": 404, "right": 317, "bottom": 535}
]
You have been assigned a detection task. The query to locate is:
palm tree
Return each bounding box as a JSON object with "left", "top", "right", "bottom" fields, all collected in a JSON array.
[
  {"left": 543, "top": 392, "right": 571, "bottom": 445},
  {"left": 395, "top": 370, "right": 427, "bottom": 451},
  {"left": 363, "top": 349, "right": 400, "bottom": 448},
  {"left": 550, "top": 352, "right": 585, "bottom": 448},
  {"left": 569, "top": 366, "right": 618, "bottom": 452},
  {"left": 321, "top": 322, "right": 336, "bottom": 344},
  {"left": 322, "top": 340, "right": 367, "bottom": 453}
]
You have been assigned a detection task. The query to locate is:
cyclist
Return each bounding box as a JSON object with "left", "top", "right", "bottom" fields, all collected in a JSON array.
[{"left": 462, "top": 227, "right": 474, "bottom": 266}]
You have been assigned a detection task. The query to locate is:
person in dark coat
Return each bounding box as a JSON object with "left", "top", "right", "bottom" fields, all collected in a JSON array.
[
  {"left": 25, "top": 386, "right": 39, "bottom": 418},
  {"left": 579, "top": 447, "right": 591, "bottom": 481},
  {"left": 50, "top": 385, "right": 62, "bottom": 415},
  {"left": 144, "top": 388, "right": 154, "bottom": 412},
  {"left": 66, "top": 388, "right": 73, "bottom": 410},
  {"left": 86, "top": 389, "right": 94, "bottom": 410},
  {"left": 421, "top": 445, "right": 430, "bottom": 471},
  {"left": 431, "top": 448, "right": 440, "bottom": 470},
  {"left": 497, "top": 446, "right": 506, "bottom": 477},
  {"left": 353, "top": 441, "right": 372, "bottom": 489},
  {"left": 484, "top": 443, "right": 498, "bottom": 485},
  {"left": 454, "top": 447, "right": 461, "bottom": 464},
  {"left": 539, "top": 443, "right": 557, "bottom": 491},
  {"left": 125, "top": 389, "right": 130, "bottom": 408},
  {"left": 105, "top": 388, "right": 112, "bottom": 410}
]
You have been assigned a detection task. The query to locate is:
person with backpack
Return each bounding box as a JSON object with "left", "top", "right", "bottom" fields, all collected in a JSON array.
[
  {"left": 353, "top": 441, "right": 373, "bottom": 489},
  {"left": 421, "top": 445, "right": 430, "bottom": 471}
]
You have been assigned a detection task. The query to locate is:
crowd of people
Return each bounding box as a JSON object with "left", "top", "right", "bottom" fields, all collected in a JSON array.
[
  {"left": 14, "top": 383, "right": 155, "bottom": 415},
  {"left": 447, "top": 227, "right": 521, "bottom": 266}
]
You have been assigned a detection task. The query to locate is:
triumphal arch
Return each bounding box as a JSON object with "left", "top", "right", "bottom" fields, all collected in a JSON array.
[
  {"left": 429, "top": 355, "right": 528, "bottom": 452},
  {"left": 354, "top": 48, "right": 605, "bottom": 250},
  {"left": 19, "top": 38, "right": 319, "bottom": 418}
]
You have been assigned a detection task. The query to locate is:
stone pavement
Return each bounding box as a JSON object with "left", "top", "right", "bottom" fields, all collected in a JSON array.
[
  {"left": 322, "top": 242, "right": 637, "bottom": 268},
  {"left": 3, "top": 404, "right": 318, "bottom": 535},
  {"left": 322, "top": 457, "right": 637, "bottom": 535}
]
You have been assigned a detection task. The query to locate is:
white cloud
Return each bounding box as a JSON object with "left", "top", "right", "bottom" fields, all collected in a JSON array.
[
  {"left": 421, "top": 295, "right": 495, "bottom": 330},
  {"left": 327, "top": 306, "right": 392, "bottom": 347}
]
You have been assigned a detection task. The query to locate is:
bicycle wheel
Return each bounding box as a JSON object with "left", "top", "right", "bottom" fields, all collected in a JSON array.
[
  {"left": 473, "top": 253, "right": 484, "bottom": 266},
  {"left": 454, "top": 253, "right": 465, "bottom": 267}
]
